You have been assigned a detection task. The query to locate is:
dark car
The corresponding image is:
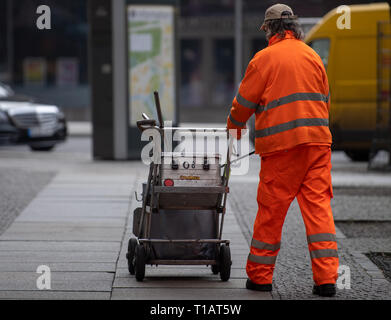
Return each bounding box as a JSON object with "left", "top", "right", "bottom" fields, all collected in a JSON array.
[
  {"left": 0, "top": 109, "right": 18, "bottom": 144},
  {"left": 0, "top": 83, "right": 67, "bottom": 151}
]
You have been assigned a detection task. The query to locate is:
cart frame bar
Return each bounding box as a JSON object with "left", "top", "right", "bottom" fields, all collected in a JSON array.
[
  {"left": 148, "top": 260, "right": 218, "bottom": 266},
  {"left": 139, "top": 239, "right": 230, "bottom": 244}
]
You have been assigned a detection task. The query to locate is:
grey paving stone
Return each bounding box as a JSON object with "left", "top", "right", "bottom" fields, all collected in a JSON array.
[
  {"left": 23, "top": 201, "right": 128, "bottom": 213},
  {"left": 17, "top": 217, "right": 126, "bottom": 225},
  {"left": 0, "top": 291, "right": 111, "bottom": 300},
  {"left": 111, "top": 288, "right": 272, "bottom": 300},
  {"left": 230, "top": 248, "right": 250, "bottom": 255},
  {"left": 0, "top": 241, "right": 120, "bottom": 252},
  {"left": 30, "top": 196, "right": 130, "bottom": 203},
  {"left": 115, "top": 268, "right": 247, "bottom": 279},
  {"left": 332, "top": 195, "right": 391, "bottom": 221},
  {"left": 0, "top": 272, "right": 114, "bottom": 292},
  {"left": 38, "top": 185, "right": 132, "bottom": 198},
  {"left": 4, "top": 221, "right": 125, "bottom": 230},
  {"left": 0, "top": 251, "right": 118, "bottom": 263},
  {"left": 371, "top": 279, "right": 390, "bottom": 287},
  {"left": 0, "top": 262, "right": 116, "bottom": 272},
  {"left": 335, "top": 227, "right": 346, "bottom": 239},
  {"left": 0, "top": 168, "right": 56, "bottom": 235},
  {"left": 113, "top": 277, "right": 247, "bottom": 289},
  {"left": 366, "top": 271, "right": 386, "bottom": 279},
  {"left": 0, "top": 226, "right": 123, "bottom": 242},
  {"left": 116, "top": 258, "right": 247, "bottom": 270}
]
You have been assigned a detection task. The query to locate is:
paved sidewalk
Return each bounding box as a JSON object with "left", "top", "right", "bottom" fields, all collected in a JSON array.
[
  {"left": 0, "top": 168, "right": 135, "bottom": 299},
  {"left": 0, "top": 160, "right": 270, "bottom": 300}
]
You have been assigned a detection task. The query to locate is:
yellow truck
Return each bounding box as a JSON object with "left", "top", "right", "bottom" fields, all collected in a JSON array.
[{"left": 305, "top": 3, "right": 391, "bottom": 161}]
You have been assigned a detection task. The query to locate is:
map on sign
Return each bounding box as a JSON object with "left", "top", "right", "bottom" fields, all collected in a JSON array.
[{"left": 128, "top": 5, "right": 176, "bottom": 126}]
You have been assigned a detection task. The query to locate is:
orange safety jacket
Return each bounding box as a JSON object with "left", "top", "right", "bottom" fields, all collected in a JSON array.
[{"left": 227, "top": 31, "right": 332, "bottom": 155}]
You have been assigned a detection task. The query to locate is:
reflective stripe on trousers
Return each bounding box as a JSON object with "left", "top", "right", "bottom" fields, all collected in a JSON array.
[
  {"left": 307, "top": 233, "right": 338, "bottom": 259},
  {"left": 247, "top": 239, "right": 280, "bottom": 266}
]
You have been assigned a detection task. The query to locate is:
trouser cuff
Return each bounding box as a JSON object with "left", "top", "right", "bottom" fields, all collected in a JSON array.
[{"left": 316, "top": 279, "right": 337, "bottom": 286}]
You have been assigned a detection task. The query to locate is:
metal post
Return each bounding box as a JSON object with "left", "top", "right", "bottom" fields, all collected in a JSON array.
[
  {"left": 6, "top": 0, "right": 14, "bottom": 83},
  {"left": 112, "top": 0, "right": 129, "bottom": 160},
  {"left": 234, "top": 0, "right": 243, "bottom": 91}
]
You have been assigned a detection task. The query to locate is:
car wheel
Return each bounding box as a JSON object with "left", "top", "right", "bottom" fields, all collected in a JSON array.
[
  {"left": 344, "top": 149, "right": 375, "bottom": 162},
  {"left": 29, "top": 144, "right": 56, "bottom": 152}
]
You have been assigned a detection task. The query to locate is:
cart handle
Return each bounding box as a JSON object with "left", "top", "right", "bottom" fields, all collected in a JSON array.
[
  {"left": 154, "top": 91, "right": 164, "bottom": 129},
  {"left": 137, "top": 119, "right": 157, "bottom": 132},
  {"left": 162, "top": 127, "right": 227, "bottom": 133},
  {"left": 221, "top": 150, "right": 256, "bottom": 168}
]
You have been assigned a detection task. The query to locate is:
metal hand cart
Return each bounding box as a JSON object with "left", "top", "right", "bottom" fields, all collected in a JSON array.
[{"left": 126, "top": 92, "right": 233, "bottom": 282}]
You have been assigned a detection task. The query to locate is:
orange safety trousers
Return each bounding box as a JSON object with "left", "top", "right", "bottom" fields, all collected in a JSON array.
[{"left": 246, "top": 144, "right": 339, "bottom": 286}]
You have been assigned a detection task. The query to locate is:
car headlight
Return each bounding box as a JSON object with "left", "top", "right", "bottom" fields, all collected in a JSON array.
[{"left": 0, "top": 110, "right": 9, "bottom": 123}]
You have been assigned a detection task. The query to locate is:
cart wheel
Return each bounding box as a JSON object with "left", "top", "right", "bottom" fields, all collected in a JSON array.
[
  {"left": 211, "top": 244, "right": 220, "bottom": 274},
  {"left": 135, "top": 244, "right": 146, "bottom": 282},
  {"left": 211, "top": 264, "right": 220, "bottom": 275},
  {"left": 219, "top": 245, "right": 231, "bottom": 282},
  {"left": 126, "top": 238, "right": 138, "bottom": 275}
]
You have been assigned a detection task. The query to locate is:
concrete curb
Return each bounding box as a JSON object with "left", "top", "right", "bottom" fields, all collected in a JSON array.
[{"left": 350, "top": 251, "right": 389, "bottom": 285}]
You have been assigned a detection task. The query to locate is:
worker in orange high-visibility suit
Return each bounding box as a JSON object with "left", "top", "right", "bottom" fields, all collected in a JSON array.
[{"left": 227, "top": 4, "right": 339, "bottom": 297}]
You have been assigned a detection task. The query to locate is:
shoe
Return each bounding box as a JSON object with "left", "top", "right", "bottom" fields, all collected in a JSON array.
[
  {"left": 313, "top": 284, "right": 336, "bottom": 297},
  {"left": 246, "top": 279, "right": 272, "bottom": 292}
]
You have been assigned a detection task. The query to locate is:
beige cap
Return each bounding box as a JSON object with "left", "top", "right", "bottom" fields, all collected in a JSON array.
[{"left": 261, "top": 4, "right": 298, "bottom": 30}]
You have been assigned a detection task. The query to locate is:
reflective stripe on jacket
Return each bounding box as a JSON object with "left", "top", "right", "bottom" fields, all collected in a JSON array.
[{"left": 227, "top": 31, "right": 332, "bottom": 155}]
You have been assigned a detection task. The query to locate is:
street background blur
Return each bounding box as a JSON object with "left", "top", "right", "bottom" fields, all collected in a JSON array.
[{"left": 0, "top": 0, "right": 387, "bottom": 123}]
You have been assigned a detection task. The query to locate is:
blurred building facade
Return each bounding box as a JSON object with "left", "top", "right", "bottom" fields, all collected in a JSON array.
[
  {"left": 0, "top": 0, "right": 387, "bottom": 122},
  {"left": 0, "top": 0, "right": 89, "bottom": 120}
]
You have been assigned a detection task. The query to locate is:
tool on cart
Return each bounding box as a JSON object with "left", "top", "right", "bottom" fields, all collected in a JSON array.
[{"left": 126, "top": 91, "right": 234, "bottom": 282}]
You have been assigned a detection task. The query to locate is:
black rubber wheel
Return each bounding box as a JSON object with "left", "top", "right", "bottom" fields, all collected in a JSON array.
[
  {"left": 219, "top": 245, "right": 231, "bottom": 282},
  {"left": 126, "top": 238, "right": 138, "bottom": 275},
  {"left": 135, "top": 244, "right": 146, "bottom": 282},
  {"left": 29, "top": 145, "right": 55, "bottom": 152},
  {"left": 211, "top": 264, "right": 220, "bottom": 275},
  {"left": 344, "top": 149, "right": 375, "bottom": 162}
]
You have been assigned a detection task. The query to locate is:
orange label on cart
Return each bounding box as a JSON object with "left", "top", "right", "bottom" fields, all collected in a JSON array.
[{"left": 180, "top": 175, "right": 200, "bottom": 181}]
